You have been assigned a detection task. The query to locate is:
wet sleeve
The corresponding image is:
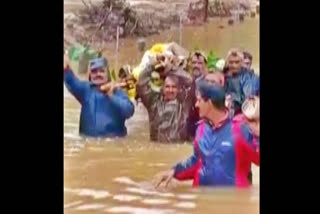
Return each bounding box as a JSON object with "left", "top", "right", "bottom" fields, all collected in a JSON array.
[
  {"left": 242, "top": 140, "right": 260, "bottom": 166},
  {"left": 173, "top": 146, "right": 199, "bottom": 181},
  {"left": 242, "top": 73, "right": 260, "bottom": 97},
  {"left": 64, "top": 68, "right": 87, "bottom": 103},
  {"left": 110, "top": 89, "right": 135, "bottom": 119},
  {"left": 239, "top": 126, "right": 260, "bottom": 166},
  {"left": 136, "top": 65, "right": 159, "bottom": 109}
]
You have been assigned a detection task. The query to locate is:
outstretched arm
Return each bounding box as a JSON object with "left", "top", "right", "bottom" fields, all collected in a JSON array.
[
  {"left": 173, "top": 146, "right": 199, "bottom": 180},
  {"left": 64, "top": 68, "right": 87, "bottom": 104}
]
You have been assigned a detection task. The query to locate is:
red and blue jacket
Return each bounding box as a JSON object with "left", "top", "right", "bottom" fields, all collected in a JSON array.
[
  {"left": 64, "top": 68, "right": 134, "bottom": 137},
  {"left": 173, "top": 116, "right": 259, "bottom": 187}
]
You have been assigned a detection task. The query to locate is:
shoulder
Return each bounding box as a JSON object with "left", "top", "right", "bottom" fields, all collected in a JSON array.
[
  {"left": 239, "top": 69, "right": 253, "bottom": 78},
  {"left": 231, "top": 117, "right": 255, "bottom": 148},
  {"left": 194, "top": 120, "right": 211, "bottom": 140},
  {"left": 231, "top": 116, "right": 248, "bottom": 138},
  {"left": 233, "top": 114, "right": 247, "bottom": 123}
]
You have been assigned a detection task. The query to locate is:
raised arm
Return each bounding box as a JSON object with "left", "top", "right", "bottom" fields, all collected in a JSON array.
[
  {"left": 109, "top": 89, "right": 135, "bottom": 119},
  {"left": 64, "top": 68, "right": 88, "bottom": 103},
  {"left": 136, "top": 65, "right": 160, "bottom": 109}
]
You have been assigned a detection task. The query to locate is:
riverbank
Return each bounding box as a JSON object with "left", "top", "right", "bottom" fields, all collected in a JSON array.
[{"left": 64, "top": 0, "right": 259, "bottom": 48}]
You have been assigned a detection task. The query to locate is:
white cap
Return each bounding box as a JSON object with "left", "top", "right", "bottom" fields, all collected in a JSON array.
[
  {"left": 216, "top": 59, "right": 225, "bottom": 70},
  {"left": 242, "top": 96, "right": 260, "bottom": 120}
]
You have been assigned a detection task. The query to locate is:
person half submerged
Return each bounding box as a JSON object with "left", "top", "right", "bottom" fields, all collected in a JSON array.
[
  {"left": 137, "top": 53, "right": 193, "bottom": 143},
  {"left": 154, "top": 80, "right": 259, "bottom": 188},
  {"left": 223, "top": 49, "right": 260, "bottom": 117},
  {"left": 64, "top": 53, "right": 134, "bottom": 137},
  {"left": 186, "top": 51, "right": 209, "bottom": 139}
]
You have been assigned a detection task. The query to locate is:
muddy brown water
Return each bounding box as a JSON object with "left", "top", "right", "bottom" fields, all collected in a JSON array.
[{"left": 64, "top": 13, "right": 259, "bottom": 214}]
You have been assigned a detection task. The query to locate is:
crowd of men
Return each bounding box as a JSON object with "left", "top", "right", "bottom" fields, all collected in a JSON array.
[{"left": 64, "top": 42, "right": 260, "bottom": 188}]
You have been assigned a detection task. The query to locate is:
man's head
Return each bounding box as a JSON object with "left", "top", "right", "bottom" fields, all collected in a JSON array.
[
  {"left": 205, "top": 72, "right": 225, "bottom": 87},
  {"left": 243, "top": 51, "right": 253, "bottom": 70},
  {"left": 242, "top": 96, "right": 260, "bottom": 137},
  {"left": 163, "top": 75, "right": 179, "bottom": 102},
  {"left": 225, "top": 49, "right": 244, "bottom": 74},
  {"left": 190, "top": 51, "right": 207, "bottom": 79},
  {"left": 89, "top": 57, "right": 110, "bottom": 86},
  {"left": 195, "top": 79, "right": 226, "bottom": 119}
]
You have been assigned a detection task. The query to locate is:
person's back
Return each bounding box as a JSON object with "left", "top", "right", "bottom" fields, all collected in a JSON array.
[{"left": 64, "top": 56, "right": 134, "bottom": 137}]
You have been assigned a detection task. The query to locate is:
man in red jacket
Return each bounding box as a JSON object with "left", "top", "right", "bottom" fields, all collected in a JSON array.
[{"left": 154, "top": 81, "right": 260, "bottom": 188}]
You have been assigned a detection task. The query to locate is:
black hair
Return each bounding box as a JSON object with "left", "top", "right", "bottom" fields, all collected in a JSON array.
[
  {"left": 211, "top": 99, "right": 226, "bottom": 110},
  {"left": 201, "top": 95, "right": 225, "bottom": 110},
  {"left": 192, "top": 52, "right": 207, "bottom": 64},
  {"left": 197, "top": 79, "right": 226, "bottom": 110},
  {"left": 165, "top": 75, "right": 179, "bottom": 86}
]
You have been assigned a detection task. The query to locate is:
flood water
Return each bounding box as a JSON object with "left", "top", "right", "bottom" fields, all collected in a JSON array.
[{"left": 64, "top": 14, "right": 260, "bottom": 214}]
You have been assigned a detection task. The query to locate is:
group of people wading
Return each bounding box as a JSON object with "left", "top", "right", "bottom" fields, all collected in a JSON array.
[{"left": 64, "top": 42, "right": 260, "bottom": 188}]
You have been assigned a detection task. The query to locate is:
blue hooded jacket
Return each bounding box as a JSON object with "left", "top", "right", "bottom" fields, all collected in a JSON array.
[{"left": 64, "top": 68, "right": 134, "bottom": 137}]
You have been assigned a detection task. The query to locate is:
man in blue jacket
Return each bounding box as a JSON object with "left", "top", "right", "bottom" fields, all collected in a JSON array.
[
  {"left": 223, "top": 49, "right": 259, "bottom": 116},
  {"left": 64, "top": 53, "right": 134, "bottom": 137}
]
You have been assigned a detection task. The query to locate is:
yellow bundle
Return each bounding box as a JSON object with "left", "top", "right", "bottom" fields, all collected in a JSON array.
[{"left": 149, "top": 43, "right": 167, "bottom": 55}]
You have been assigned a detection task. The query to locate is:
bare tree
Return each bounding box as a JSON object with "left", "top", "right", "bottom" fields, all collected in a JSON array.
[{"left": 204, "top": 0, "right": 208, "bottom": 22}]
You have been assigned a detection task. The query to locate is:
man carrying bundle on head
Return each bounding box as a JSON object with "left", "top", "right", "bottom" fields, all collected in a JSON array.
[{"left": 137, "top": 51, "right": 193, "bottom": 143}]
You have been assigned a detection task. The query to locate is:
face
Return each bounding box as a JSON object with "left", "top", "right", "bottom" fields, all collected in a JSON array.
[
  {"left": 163, "top": 77, "right": 178, "bottom": 101},
  {"left": 90, "top": 68, "right": 109, "bottom": 85},
  {"left": 195, "top": 93, "right": 212, "bottom": 118},
  {"left": 247, "top": 119, "right": 260, "bottom": 137},
  {"left": 243, "top": 57, "right": 252, "bottom": 70},
  {"left": 227, "top": 55, "right": 242, "bottom": 74},
  {"left": 191, "top": 55, "right": 207, "bottom": 79},
  {"left": 205, "top": 73, "right": 225, "bottom": 86}
]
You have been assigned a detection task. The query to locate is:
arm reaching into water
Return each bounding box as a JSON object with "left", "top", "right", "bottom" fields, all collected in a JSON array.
[
  {"left": 154, "top": 122, "right": 205, "bottom": 188},
  {"left": 154, "top": 140, "right": 200, "bottom": 188},
  {"left": 173, "top": 146, "right": 199, "bottom": 180}
]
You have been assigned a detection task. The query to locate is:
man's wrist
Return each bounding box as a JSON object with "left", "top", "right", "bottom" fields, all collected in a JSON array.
[{"left": 64, "top": 64, "right": 70, "bottom": 72}]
